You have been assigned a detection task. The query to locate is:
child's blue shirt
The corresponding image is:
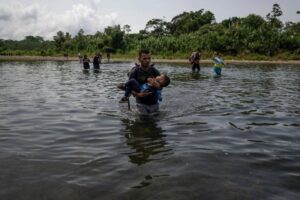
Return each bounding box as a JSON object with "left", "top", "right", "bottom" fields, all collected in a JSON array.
[{"left": 140, "top": 83, "right": 162, "bottom": 102}]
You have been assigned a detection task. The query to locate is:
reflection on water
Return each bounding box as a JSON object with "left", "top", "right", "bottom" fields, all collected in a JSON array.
[
  {"left": 0, "top": 61, "right": 300, "bottom": 200},
  {"left": 191, "top": 71, "right": 200, "bottom": 80},
  {"left": 121, "top": 117, "right": 171, "bottom": 165}
]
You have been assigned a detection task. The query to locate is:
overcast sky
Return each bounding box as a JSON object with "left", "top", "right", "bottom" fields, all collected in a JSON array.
[{"left": 0, "top": 0, "right": 299, "bottom": 40}]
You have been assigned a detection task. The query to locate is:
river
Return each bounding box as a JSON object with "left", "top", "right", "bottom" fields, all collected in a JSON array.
[{"left": 0, "top": 61, "right": 299, "bottom": 200}]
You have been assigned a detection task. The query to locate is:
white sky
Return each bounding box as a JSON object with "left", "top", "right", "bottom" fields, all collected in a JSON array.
[{"left": 0, "top": 0, "right": 299, "bottom": 40}]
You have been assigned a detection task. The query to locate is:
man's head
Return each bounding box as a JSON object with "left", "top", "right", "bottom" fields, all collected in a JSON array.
[{"left": 138, "top": 49, "right": 151, "bottom": 68}]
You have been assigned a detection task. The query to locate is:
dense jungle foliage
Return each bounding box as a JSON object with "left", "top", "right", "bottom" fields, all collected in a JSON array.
[{"left": 0, "top": 4, "right": 299, "bottom": 60}]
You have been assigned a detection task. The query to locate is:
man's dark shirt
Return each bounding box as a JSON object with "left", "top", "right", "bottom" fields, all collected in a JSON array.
[
  {"left": 128, "top": 64, "right": 160, "bottom": 105},
  {"left": 93, "top": 56, "right": 100, "bottom": 69}
]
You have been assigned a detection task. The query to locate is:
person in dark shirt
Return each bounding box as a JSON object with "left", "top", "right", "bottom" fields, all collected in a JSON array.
[
  {"left": 119, "top": 49, "right": 168, "bottom": 114},
  {"left": 93, "top": 52, "right": 102, "bottom": 70},
  {"left": 189, "top": 50, "right": 201, "bottom": 72},
  {"left": 82, "top": 54, "right": 90, "bottom": 70}
]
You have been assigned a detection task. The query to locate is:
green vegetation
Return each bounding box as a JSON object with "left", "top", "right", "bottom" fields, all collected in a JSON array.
[{"left": 0, "top": 4, "right": 299, "bottom": 60}]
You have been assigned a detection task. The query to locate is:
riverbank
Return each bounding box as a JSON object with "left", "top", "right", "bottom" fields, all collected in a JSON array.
[{"left": 0, "top": 55, "right": 300, "bottom": 64}]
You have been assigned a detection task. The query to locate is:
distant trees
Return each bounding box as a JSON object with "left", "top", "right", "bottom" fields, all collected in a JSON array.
[
  {"left": 0, "top": 35, "right": 54, "bottom": 55},
  {"left": 145, "top": 18, "right": 169, "bottom": 37},
  {"left": 0, "top": 4, "right": 299, "bottom": 59},
  {"left": 49, "top": 25, "right": 126, "bottom": 55},
  {"left": 53, "top": 31, "right": 66, "bottom": 51},
  {"left": 264, "top": 4, "right": 283, "bottom": 55},
  {"left": 266, "top": 3, "right": 283, "bottom": 28},
  {"left": 169, "top": 9, "right": 215, "bottom": 35},
  {"left": 74, "top": 29, "right": 85, "bottom": 51},
  {"left": 104, "top": 25, "right": 125, "bottom": 51}
]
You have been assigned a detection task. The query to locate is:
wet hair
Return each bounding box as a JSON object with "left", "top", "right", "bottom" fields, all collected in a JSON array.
[
  {"left": 138, "top": 49, "right": 150, "bottom": 57},
  {"left": 161, "top": 75, "right": 170, "bottom": 87}
]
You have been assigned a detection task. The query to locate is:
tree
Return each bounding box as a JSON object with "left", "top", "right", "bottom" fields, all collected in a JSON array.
[
  {"left": 242, "top": 14, "right": 265, "bottom": 29},
  {"left": 169, "top": 9, "right": 215, "bottom": 35},
  {"left": 74, "top": 29, "right": 85, "bottom": 51},
  {"left": 263, "top": 4, "right": 284, "bottom": 55},
  {"left": 122, "top": 24, "right": 131, "bottom": 33},
  {"left": 145, "top": 18, "right": 169, "bottom": 37},
  {"left": 221, "top": 17, "right": 241, "bottom": 28},
  {"left": 0, "top": 39, "right": 7, "bottom": 52},
  {"left": 24, "top": 36, "right": 44, "bottom": 43},
  {"left": 104, "top": 25, "right": 125, "bottom": 51},
  {"left": 53, "top": 31, "right": 65, "bottom": 51},
  {"left": 239, "top": 15, "right": 267, "bottom": 53},
  {"left": 280, "top": 22, "right": 300, "bottom": 52},
  {"left": 62, "top": 32, "right": 72, "bottom": 51},
  {"left": 266, "top": 3, "right": 283, "bottom": 28}
]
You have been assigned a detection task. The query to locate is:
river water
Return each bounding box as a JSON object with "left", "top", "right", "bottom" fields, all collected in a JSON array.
[{"left": 0, "top": 61, "right": 299, "bottom": 200}]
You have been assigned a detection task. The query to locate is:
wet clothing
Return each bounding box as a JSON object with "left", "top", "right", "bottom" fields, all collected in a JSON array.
[
  {"left": 128, "top": 64, "right": 160, "bottom": 106},
  {"left": 93, "top": 55, "right": 101, "bottom": 69},
  {"left": 213, "top": 67, "right": 222, "bottom": 76},
  {"left": 83, "top": 58, "right": 90, "bottom": 70},
  {"left": 192, "top": 63, "right": 200, "bottom": 72},
  {"left": 213, "top": 56, "right": 224, "bottom": 76},
  {"left": 136, "top": 103, "right": 159, "bottom": 115},
  {"left": 128, "top": 63, "right": 160, "bottom": 84},
  {"left": 124, "top": 79, "right": 162, "bottom": 102},
  {"left": 190, "top": 52, "right": 201, "bottom": 72}
]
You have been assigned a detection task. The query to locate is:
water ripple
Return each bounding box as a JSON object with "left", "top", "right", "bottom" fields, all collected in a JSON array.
[{"left": 0, "top": 61, "right": 300, "bottom": 199}]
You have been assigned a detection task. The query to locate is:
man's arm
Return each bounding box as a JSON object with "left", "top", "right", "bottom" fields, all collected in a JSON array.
[{"left": 131, "top": 90, "right": 152, "bottom": 98}]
